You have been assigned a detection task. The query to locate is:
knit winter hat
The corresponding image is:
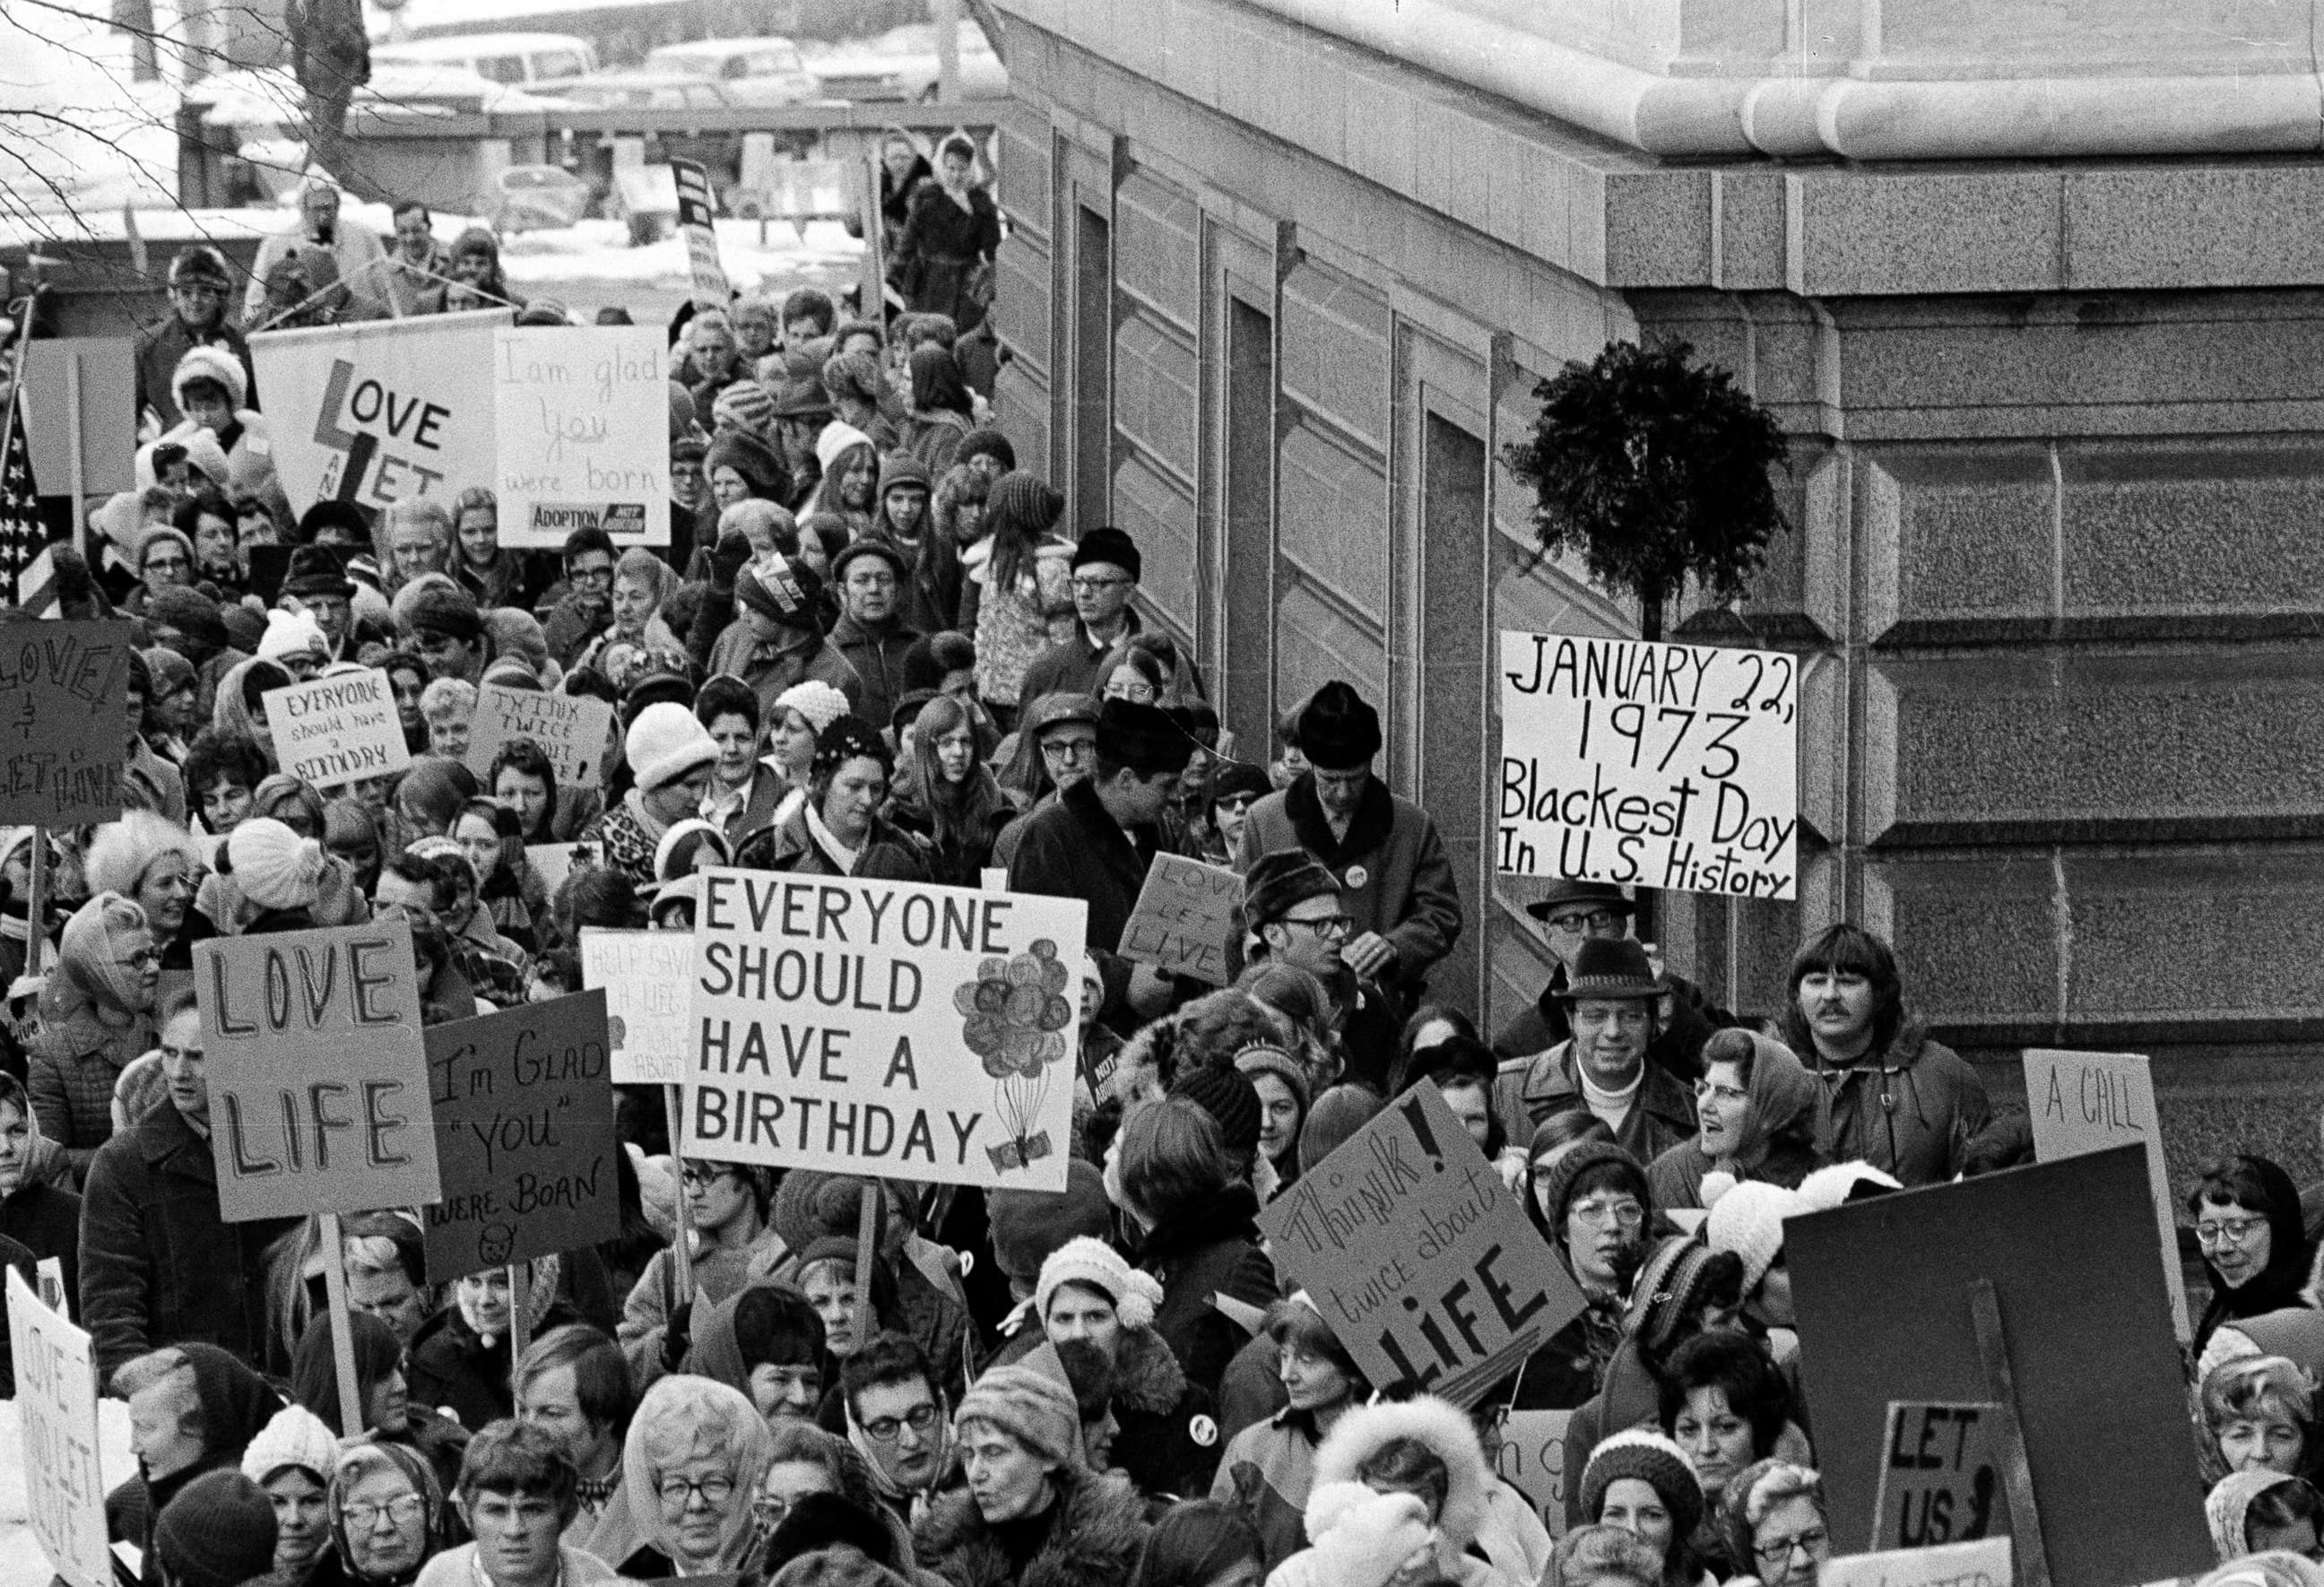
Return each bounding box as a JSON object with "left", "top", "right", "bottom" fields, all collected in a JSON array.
[
  {"left": 712, "top": 379, "right": 777, "bottom": 436},
  {"left": 770, "top": 1169, "right": 884, "bottom": 1256},
  {"left": 775, "top": 679, "right": 852, "bottom": 737},
  {"left": 815, "top": 421, "right": 876, "bottom": 474},
  {"left": 1579, "top": 1430, "right": 1704, "bottom": 1542},
  {"left": 240, "top": 1403, "right": 338, "bottom": 1484},
  {"left": 1244, "top": 848, "right": 1340, "bottom": 930},
  {"left": 226, "top": 818, "right": 326, "bottom": 912},
  {"left": 956, "top": 428, "right": 1015, "bottom": 473},
  {"left": 1793, "top": 1160, "right": 1903, "bottom": 1213},
  {"left": 1299, "top": 1085, "right": 1384, "bottom": 1175},
  {"left": 172, "top": 344, "right": 249, "bottom": 412},
  {"left": 1170, "top": 1062, "right": 1264, "bottom": 1158},
  {"left": 625, "top": 701, "right": 720, "bottom": 792},
  {"left": 737, "top": 556, "right": 823, "bottom": 632},
  {"left": 403, "top": 583, "right": 484, "bottom": 644},
  {"left": 1704, "top": 1180, "right": 1803, "bottom": 1294},
  {"left": 1034, "top": 1235, "right": 1163, "bottom": 1331},
  {"left": 986, "top": 1158, "right": 1112, "bottom": 1283},
  {"left": 1623, "top": 1236, "right": 1718, "bottom": 1359},
  {"left": 154, "top": 1470, "right": 279, "bottom": 1587},
  {"left": 1235, "top": 1043, "right": 1311, "bottom": 1115},
  {"left": 256, "top": 608, "right": 326, "bottom": 665},
  {"left": 705, "top": 428, "right": 790, "bottom": 498},
  {"left": 139, "top": 526, "right": 198, "bottom": 577},
  {"left": 1534, "top": 1140, "right": 1648, "bottom": 1236},
  {"left": 1292, "top": 680, "right": 1383, "bottom": 771},
  {"left": 984, "top": 473, "right": 1065, "bottom": 538},
  {"left": 875, "top": 454, "right": 932, "bottom": 497},
  {"left": 145, "top": 585, "right": 230, "bottom": 651},
  {"left": 953, "top": 1363, "right": 1082, "bottom": 1469},
  {"left": 1071, "top": 526, "right": 1140, "bottom": 581}
]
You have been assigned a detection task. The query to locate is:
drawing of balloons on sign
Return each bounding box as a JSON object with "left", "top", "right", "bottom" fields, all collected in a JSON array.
[{"left": 953, "top": 939, "right": 1074, "bottom": 1175}]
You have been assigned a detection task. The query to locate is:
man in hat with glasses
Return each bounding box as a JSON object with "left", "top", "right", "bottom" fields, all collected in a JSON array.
[
  {"left": 1490, "top": 937, "right": 1696, "bottom": 1166},
  {"left": 1493, "top": 880, "right": 1738, "bottom": 1082}
]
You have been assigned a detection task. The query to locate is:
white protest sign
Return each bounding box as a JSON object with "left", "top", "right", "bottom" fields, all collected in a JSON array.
[
  {"left": 582, "top": 926, "right": 695, "bottom": 1085},
  {"left": 248, "top": 310, "right": 506, "bottom": 516},
  {"left": 672, "top": 159, "right": 731, "bottom": 311},
  {"left": 263, "top": 669, "right": 411, "bottom": 789},
  {"left": 1819, "top": 1537, "right": 2010, "bottom": 1587},
  {"left": 1498, "top": 630, "right": 1798, "bottom": 899},
  {"left": 492, "top": 325, "right": 671, "bottom": 550},
  {"left": 6, "top": 1268, "right": 108, "bottom": 1587},
  {"left": 685, "top": 870, "right": 1087, "bottom": 1189},
  {"left": 1871, "top": 1402, "right": 2007, "bottom": 1552},
  {"left": 1119, "top": 853, "right": 1243, "bottom": 986},
  {"left": 2025, "top": 1049, "right": 2190, "bottom": 1340},
  {"left": 466, "top": 683, "right": 618, "bottom": 791},
  {"left": 1493, "top": 1409, "right": 1573, "bottom": 1538}
]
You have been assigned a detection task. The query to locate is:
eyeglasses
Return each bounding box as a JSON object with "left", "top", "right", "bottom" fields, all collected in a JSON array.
[
  {"left": 1071, "top": 575, "right": 1132, "bottom": 592},
  {"left": 1276, "top": 914, "right": 1353, "bottom": 942},
  {"left": 1569, "top": 1197, "right": 1645, "bottom": 1229},
  {"left": 1695, "top": 1080, "right": 1747, "bottom": 1106},
  {"left": 860, "top": 1402, "right": 940, "bottom": 1443},
  {"left": 342, "top": 1496, "right": 425, "bottom": 1530},
  {"left": 1040, "top": 737, "right": 1096, "bottom": 761},
  {"left": 657, "top": 1474, "right": 735, "bottom": 1507},
  {"left": 569, "top": 563, "right": 615, "bottom": 585},
  {"left": 1754, "top": 1527, "right": 1829, "bottom": 1567},
  {"left": 680, "top": 1165, "right": 736, "bottom": 1191},
  {"left": 2198, "top": 1215, "right": 2269, "bottom": 1247},
  {"left": 117, "top": 949, "right": 161, "bottom": 971},
  {"left": 1545, "top": 909, "right": 1625, "bottom": 932}
]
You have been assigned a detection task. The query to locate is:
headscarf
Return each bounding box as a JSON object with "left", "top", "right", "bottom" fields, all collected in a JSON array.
[
  {"left": 908, "top": 345, "right": 973, "bottom": 419},
  {"left": 292, "top": 1312, "right": 402, "bottom": 1436},
  {"left": 1712, "top": 1031, "right": 1819, "bottom": 1173},
  {"left": 623, "top": 1375, "right": 773, "bottom": 1574},
  {"left": 175, "top": 1343, "right": 282, "bottom": 1470},
  {"left": 56, "top": 892, "right": 156, "bottom": 1020},
  {"left": 325, "top": 1439, "right": 443, "bottom": 1587},
  {"left": 2209, "top": 1470, "right": 2304, "bottom": 1564},
  {"left": 2198, "top": 1157, "right": 2316, "bottom": 1343},
  {"left": 212, "top": 657, "right": 292, "bottom": 770}
]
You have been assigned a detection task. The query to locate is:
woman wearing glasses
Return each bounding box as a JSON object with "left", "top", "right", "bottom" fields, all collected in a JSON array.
[
  {"left": 1646, "top": 1031, "right": 1824, "bottom": 1212},
  {"left": 750, "top": 1421, "right": 926, "bottom": 1579},
  {"left": 314, "top": 1442, "right": 446, "bottom": 1587},
  {"left": 619, "top": 1158, "right": 782, "bottom": 1392},
  {"left": 28, "top": 892, "right": 161, "bottom": 1183},
  {"left": 1714, "top": 1461, "right": 1830, "bottom": 1587},
  {"left": 2188, "top": 1157, "right": 2316, "bottom": 1358},
  {"left": 1510, "top": 1140, "right": 1652, "bottom": 1409},
  {"left": 619, "top": 1375, "right": 773, "bottom": 1581}
]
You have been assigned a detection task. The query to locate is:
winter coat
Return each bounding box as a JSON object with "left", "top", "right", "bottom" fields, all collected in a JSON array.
[
  {"left": 831, "top": 611, "right": 924, "bottom": 736},
  {"left": 706, "top": 620, "right": 866, "bottom": 725},
  {"left": 893, "top": 184, "right": 1002, "bottom": 335},
  {"left": 580, "top": 796, "right": 662, "bottom": 891},
  {"left": 915, "top": 1467, "right": 1149, "bottom": 1587},
  {"left": 1307, "top": 1398, "right": 1511, "bottom": 1587},
  {"left": 29, "top": 994, "right": 158, "bottom": 1185},
  {"left": 617, "top": 1227, "right": 788, "bottom": 1392},
  {"left": 2194, "top": 1156, "right": 2316, "bottom": 1356},
  {"left": 1648, "top": 1135, "right": 1823, "bottom": 1210},
  {"left": 964, "top": 535, "right": 1073, "bottom": 710},
  {"left": 1491, "top": 1043, "right": 1697, "bottom": 1167},
  {"left": 1, "top": 1179, "right": 82, "bottom": 1304},
  {"left": 140, "top": 414, "right": 288, "bottom": 520},
  {"left": 134, "top": 317, "right": 258, "bottom": 431},
  {"left": 1135, "top": 1183, "right": 1277, "bottom": 1402},
  {"left": 1493, "top": 969, "right": 1737, "bottom": 1085},
  {"left": 732, "top": 802, "right": 932, "bottom": 883},
  {"left": 1236, "top": 775, "right": 1461, "bottom": 999},
  {"left": 1007, "top": 780, "right": 1157, "bottom": 1028},
  {"left": 708, "top": 762, "right": 799, "bottom": 851},
  {"left": 79, "top": 1101, "right": 299, "bottom": 1383},
  {"left": 1105, "top": 1323, "right": 1224, "bottom": 1500},
  {"left": 1804, "top": 1021, "right": 1991, "bottom": 1187},
  {"left": 1016, "top": 611, "right": 1198, "bottom": 709},
  {"left": 1213, "top": 1409, "right": 1323, "bottom": 1568},
  {"left": 406, "top": 1298, "right": 577, "bottom": 1430}
]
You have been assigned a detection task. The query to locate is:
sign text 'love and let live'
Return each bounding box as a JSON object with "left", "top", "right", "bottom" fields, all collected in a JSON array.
[
  {"left": 194, "top": 922, "right": 442, "bottom": 1222},
  {"left": 683, "top": 868, "right": 1085, "bottom": 1191}
]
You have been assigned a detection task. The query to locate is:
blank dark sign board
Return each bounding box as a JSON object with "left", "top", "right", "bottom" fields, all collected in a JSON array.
[{"left": 1787, "top": 1146, "right": 2211, "bottom": 1587}]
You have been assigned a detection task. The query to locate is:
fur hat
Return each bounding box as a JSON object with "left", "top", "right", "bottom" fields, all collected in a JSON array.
[
  {"left": 153, "top": 1470, "right": 278, "bottom": 1587},
  {"left": 226, "top": 818, "right": 325, "bottom": 913},
  {"left": 954, "top": 1363, "right": 1081, "bottom": 1469},
  {"left": 172, "top": 344, "right": 248, "bottom": 412},
  {"left": 256, "top": 608, "right": 325, "bottom": 665},
  {"left": 1094, "top": 697, "right": 1192, "bottom": 776},
  {"left": 986, "top": 1158, "right": 1112, "bottom": 1284},
  {"left": 1168, "top": 1062, "right": 1263, "bottom": 1157},
  {"left": 403, "top": 583, "right": 484, "bottom": 645},
  {"left": 1244, "top": 848, "right": 1340, "bottom": 930},
  {"left": 1034, "top": 1235, "right": 1163, "bottom": 1331},
  {"left": 1578, "top": 1429, "right": 1704, "bottom": 1542},
  {"left": 240, "top": 1404, "right": 338, "bottom": 1485},
  {"left": 144, "top": 585, "right": 230, "bottom": 651},
  {"left": 169, "top": 245, "right": 232, "bottom": 290},
  {"left": 956, "top": 428, "right": 1015, "bottom": 473},
  {"left": 624, "top": 700, "right": 719, "bottom": 792},
  {"left": 1704, "top": 1180, "right": 1803, "bottom": 1294},
  {"left": 1071, "top": 526, "right": 1140, "bottom": 581},
  {"left": 1292, "top": 681, "right": 1382, "bottom": 771},
  {"left": 1311, "top": 1395, "right": 1493, "bottom": 1553}
]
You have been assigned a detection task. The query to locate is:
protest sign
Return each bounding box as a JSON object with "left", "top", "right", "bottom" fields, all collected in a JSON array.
[
  {"left": 263, "top": 669, "right": 411, "bottom": 790},
  {"left": 1493, "top": 1410, "right": 1573, "bottom": 1538},
  {"left": 2024, "top": 1048, "right": 2189, "bottom": 1340},
  {"left": 685, "top": 869, "right": 1087, "bottom": 1189},
  {"left": 1787, "top": 1148, "right": 2211, "bottom": 1587},
  {"left": 193, "top": 922, "right": 441, "bottom": 1222},
  {"left": 1820, "top": 1538, "right": 2011, "bottom": 1587},
  {"left": 22, "top": 339, "right": 134, "bottom": 500},
  {"left": 1118, "top": 854, "right": 1242, "bottom": 985},
  {"left": 492, "top": 325, "right": 671, "bottom": 550},
  {"left": 465, "top": 683, "right": 617, "bottom": 792},
  {"left": 531, "top": 842, "right": 590, "bottom": 898},
  {"left": 1871, "top": 1402, "right": 2007, "bottom": 1552},
  {"left": 249, "top": 310, "right": 506, "bottom": 516},
  {"left": 672, "top": 159, "right": 732, "bottom": 310},
  {"left": 582, "top": 927, "right": 694, "bottom": 1085},
  {"left": 7, "top": 1267, "right": 109, "bottom": 1587},
  {"left": 422, "top": 991, "right": 620, "bottom": 1282},
  {"left": 0, "top": 621, "right": 134, "bottom": 824},
  {"left": 1497, "top": 630, "right": 1798, "bottom": 900},
  {"left": 1259, "top": 1083, "right": 1584, "bottom": 1407}
]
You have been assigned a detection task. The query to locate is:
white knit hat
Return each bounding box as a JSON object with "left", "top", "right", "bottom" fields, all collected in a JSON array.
[
  {"left": 625, "top": 701, "right": 719, "bottom": 792},
  {"left": 240, "top": 1403, "right": 336, "bottom": 1484},
  {"left": 775, "top": 679, "right": 851, "bottom": 737},
  {"left": 1704, "top": 1179, "right": 1804, "bottom": 1295},
  {"left": 225, "top": 818, "right": 325, "bottom": 912},
  {"left": 1034, "top": 1235, "right": 1164, "bottom": 1331},
  {"left": 257, "top": 608, "right": 325, "bottom": 665}
]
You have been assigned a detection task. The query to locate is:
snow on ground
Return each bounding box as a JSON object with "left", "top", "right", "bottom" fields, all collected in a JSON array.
[
  {"left": 0, "top": 1396, "right": 135, "bottom": 1587},
  {"left": 496, "top": 215, "right": 865, "bottom": 323}
]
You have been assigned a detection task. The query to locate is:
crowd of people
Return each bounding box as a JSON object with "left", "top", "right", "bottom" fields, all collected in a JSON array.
[{"left": 0, "top": 176, "right": 2311, "bottom": 1587}]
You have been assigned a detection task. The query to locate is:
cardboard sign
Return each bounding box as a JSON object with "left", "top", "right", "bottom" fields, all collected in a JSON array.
[
  {"left": 491, "top": 325, "right": 671, "bottom": 550},
  {"left": 0, "top": 621, "right": 134, "bottom": 824},
  {"left": 249, "top": 310, "right": 507, "bottom": 516},
  {"left": 1259, "top": 1084, "right": 1585, "bottom": 1407},
  {"left": 1493, "top": 1409, "right": 1574, "bottom": 1539},
  {"left": 466, "top": 683, "right": 617, "bottom": 792},
  {"left": 422, "top": 991, "right": 620, "bottom": 1282},
  {"left": 1118, "top": 854, "right": 1242, "bottom": 986},
  {"left": 530, "top": 841, "right": 591, "bottom": 899},
  {"left": 263, "top": 668, "right": 411, "bottom": 789},
  {"left": 193, "top": 922, "right": 442, "bottom": 1222},
  {"left": 684, "top": 869, "right": 1087, "bottom": 1189},
  {"left": 1871, "top": 1402, "right": 2007, "bottom": 1553},
  {"left": 2024, "top": 1049, "right": 2190, "bottom": 1341},
  {"left": 22, "top": 339, "right": 134, "bottom": 498},
  {"left": 1496, "top": 630, "right": 1799, "bottom": 900},
  {"left": 581, "top": 926, "right": 694, "bottom": 1085},
  {"left": 1787, "top": 1148, "right": 2213, "bottom": 1587},
  {"left": 1820, "top": 1538, "right": 2011, "bottom": 1587},
  {"left": 7, "top": 1269, "right": 108, "bottom": 1587},
  {"left": 672, "top": 159, "right": 731, "bottom": 311}
]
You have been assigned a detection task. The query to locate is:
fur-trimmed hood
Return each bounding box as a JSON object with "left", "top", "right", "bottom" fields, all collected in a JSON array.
[
  {"left": 1310, "top": 1396, "right": 1492, "bottom": 1553},
  {"left": 915, "top": 1467, "right": 1149, "bottom": 1587}
]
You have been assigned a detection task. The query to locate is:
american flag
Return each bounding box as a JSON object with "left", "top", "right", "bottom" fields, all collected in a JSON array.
[{"left": 0, "top": 299, "right": 56, "bottom": 617}]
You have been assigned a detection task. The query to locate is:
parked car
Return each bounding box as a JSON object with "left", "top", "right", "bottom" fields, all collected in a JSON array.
[
  {"left": 371, "top": 32, "right": 597, "bottom": 88},
  {"left": 487, "top": 164, "right": 594, "bottom": 233},
  {"left": 804, "top": 22, "right": 1006, "bottom": 102},
  {"left": 534, "top": 69, "right": 740, "bottom": 110},
  {"left": 641, "top": 38, "right": 825, "bottom": 107}
]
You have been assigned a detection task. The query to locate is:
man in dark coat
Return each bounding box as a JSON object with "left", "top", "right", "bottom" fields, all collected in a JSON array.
[
  {"left": 78, "top": 1027, "right": 299, "bottom": 1384},
  {"left": 828, "top": 538, "right": 922, "bottom": 735},
  {"left": 1235, "top": 681, "right": 1462, "bottom": 1010},
  {"left": 1008, "top": 697, "right": 1192, "bottom": 1029},
  {"left": 1490, "top": 938, "right": 1696, "bottom": 1167},
  {"left": 135, "top": 247, "right": 259, "bottom": 432},
  {"left": 1017, "top": 527, "right": 1149, "bottom": 704}
]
